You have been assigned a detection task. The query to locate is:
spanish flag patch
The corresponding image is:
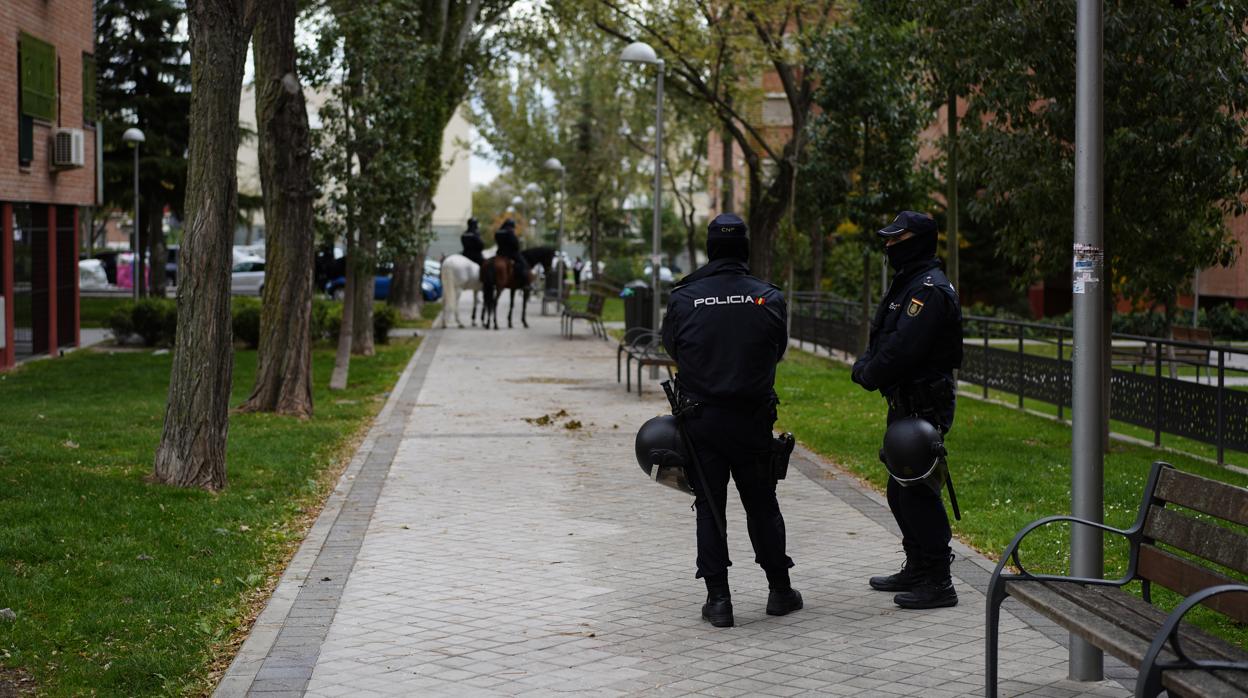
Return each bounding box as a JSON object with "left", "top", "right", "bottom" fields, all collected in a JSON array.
[{"left": 906, "top": 297, "right": 925, "bottom": 317}]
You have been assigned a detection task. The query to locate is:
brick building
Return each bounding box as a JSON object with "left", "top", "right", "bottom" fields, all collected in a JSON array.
[{"left": 1, "top": 1, "right": 96, "bottom": 370}]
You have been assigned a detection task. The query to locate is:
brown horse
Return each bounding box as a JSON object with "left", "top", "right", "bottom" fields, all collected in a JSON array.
[{"left": 481, "top": 255, "right": 531, "bottom": 329}]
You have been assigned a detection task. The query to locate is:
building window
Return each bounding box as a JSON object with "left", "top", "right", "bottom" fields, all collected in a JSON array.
[
  {"left": 82, "top": 52, "right": 96, "bottom": 124},
  {"left": 19, "top": 31, "right": 57, "bottom": 123}
]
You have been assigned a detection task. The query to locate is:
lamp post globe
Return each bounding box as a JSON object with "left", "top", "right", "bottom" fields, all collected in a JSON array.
[
  {"left": 619, "top": 41, "right": 665, "bottom": 344},
  {"left": 123, "top": 128, "right": 146, "bottom": 300}
]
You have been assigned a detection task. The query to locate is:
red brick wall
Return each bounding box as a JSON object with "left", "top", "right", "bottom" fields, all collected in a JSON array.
[{"left": 0, "top": 0, "right": 96, "bottom": 207}]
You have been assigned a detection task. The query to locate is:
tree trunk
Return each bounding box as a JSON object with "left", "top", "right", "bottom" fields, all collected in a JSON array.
[
  {"left": 146, "top": 198, "right": 167, "bottom": 296},
  {"left": 588, "top": 197, "right": 601, "bottom": 286},
  {"left": 153, "top": 0, "right": 258, "bottom": 491},
  {"left": 746, "top": 155, "right": 795, "bottom": 282},
  {"left": 390, "top": 254, "right": 423, "bottom": 320},
  {"left": 859, "top": 248, "right": 872, "bottom": 354},
  {"left": 720, "top": 125, "right": 734, "bottom": 212},
  {"left": 329, "top": 231, "right": 355, "bottom": 390},
  {"left": 240, "top": 0, "right": 315, "bottom": 417},
  {"left": 351, "top": 229, "right": 375, "bottom": 356},
  {"left": 810, "top": 214, "right": 824, "bottom": 292}
]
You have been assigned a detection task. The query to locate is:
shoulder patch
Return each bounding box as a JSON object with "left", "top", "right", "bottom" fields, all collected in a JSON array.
[
  {"left": 922, "top": 275, "right": 935, "bottom": 287},
  {"left": 906, "top": 297, "right": 925, "bottom": 317}
]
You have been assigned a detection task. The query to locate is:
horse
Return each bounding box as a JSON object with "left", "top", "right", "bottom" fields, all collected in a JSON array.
[
  {"left": 480, "top": 246, "right": 557, "bottom": 330},
  {"left": 439, "top": 246, "right": 495, "bottom": 328}
]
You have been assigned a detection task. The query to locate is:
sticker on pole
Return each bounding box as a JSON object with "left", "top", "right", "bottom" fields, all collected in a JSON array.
[{"left": 1072, "top": 244, "right": 1103, "bottom": 294}]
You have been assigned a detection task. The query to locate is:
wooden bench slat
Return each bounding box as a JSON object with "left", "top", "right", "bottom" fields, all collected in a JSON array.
[
  {"left": 1144, "top": 505, "right": 1248, "bottom": 576},
  {"left": 1139, "top": 546, "right": 1248, "bottom": 624},
  {"left": 1082, "top": 586, "right": 1248, "bottom": 670},
  {"left": 1006, "top": 581, "right": 1248, "bottom": 696},
  {"left": 1155, "top": 468, "right": 1248, "bottom": 527}
]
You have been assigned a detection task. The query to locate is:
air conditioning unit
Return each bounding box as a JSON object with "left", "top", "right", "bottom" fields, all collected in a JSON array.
[{"left": 50, "top": 128, "right": 86, "bottom": 170}]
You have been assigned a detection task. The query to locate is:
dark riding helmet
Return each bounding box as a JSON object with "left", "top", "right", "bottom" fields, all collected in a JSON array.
[
  {"left": 879, "top": 417, "right": 948, "bottom": 495},
  {"left": 466, "top": 217, "right": 479, "bottom": 233},
  {"left": 635, "top": 415, "right": 693, "bottom": 495}
]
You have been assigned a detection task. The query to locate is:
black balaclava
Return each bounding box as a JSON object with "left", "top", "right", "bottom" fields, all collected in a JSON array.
[
  {"left": 466, "top": 217, "right": 479, "bottom": 234},
  {"left": 885, "top": 232, "right": 937, "bottom": 272},
  {"left": 706, "top": 212, "right": 749, "bottom": 262}
]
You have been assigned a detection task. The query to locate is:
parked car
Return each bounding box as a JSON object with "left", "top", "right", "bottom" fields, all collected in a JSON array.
[
  {"left": 642, "top": 265, "right": 675, "bottom": 283},
  {"left": 231, "top": 259, "right": 266, "bottom": 296},
  {"left": 324, "top": 261, "right": 443, "bottom": 302}
]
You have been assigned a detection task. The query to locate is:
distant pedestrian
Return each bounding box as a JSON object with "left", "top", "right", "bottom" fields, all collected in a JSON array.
[
  {"left": 573, "top": 257, "right": 584, "bottom": 290},
  {"left": 851, "top": 210, "right": 963, "bottom": 610}
]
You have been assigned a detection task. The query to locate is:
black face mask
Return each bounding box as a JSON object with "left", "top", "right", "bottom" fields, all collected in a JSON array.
[{"left": 884, "top": 234, "right": 936, "bottom": 272}]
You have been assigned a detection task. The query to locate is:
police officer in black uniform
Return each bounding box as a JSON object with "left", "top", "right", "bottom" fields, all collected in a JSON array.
[
  {"left": 493, "top": 218, "right": 530, "bottom": 282},
  {"left": 661, "top": 212, "right": 802, "bottom": 628},
  {"left": 851, "top": 210, "right": 963, "bottom": 609},
  {"left": 461, "top": 217, "right": 485, "bottom": 266}
]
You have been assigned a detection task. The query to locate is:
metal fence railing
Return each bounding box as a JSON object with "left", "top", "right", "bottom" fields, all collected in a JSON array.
[{"left": 789, "top": 292, "right": 1248, "bottom": 464}]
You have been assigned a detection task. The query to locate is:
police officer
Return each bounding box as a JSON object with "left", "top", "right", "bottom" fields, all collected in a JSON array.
[
  {"left": 493, "top": 218, "right": 529, "bottom": 282},
  {"left": 851, "top": 210, "right": 963, "bottom": 610},
  {"left": 661, "top": 212, "right": 802, "bottom": 628},
  {"left": 461, "top": 217, "right": 485, "bottom": 266}
]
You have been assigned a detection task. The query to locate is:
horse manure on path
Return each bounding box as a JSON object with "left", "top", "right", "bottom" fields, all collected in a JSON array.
[{"left": 524, "top": 409, "right": 581, "bottom": 430}]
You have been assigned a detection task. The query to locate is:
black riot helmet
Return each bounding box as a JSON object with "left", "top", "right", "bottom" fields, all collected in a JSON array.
[
  {"left": 879, "top": 417, "right": 948, "bottom": 494},
  {"left": 635, "top": 415, "right": 693, "bottom": 495}
]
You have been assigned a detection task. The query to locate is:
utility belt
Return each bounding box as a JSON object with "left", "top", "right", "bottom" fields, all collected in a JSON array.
[
  {"left": 668, "top": 379, "right": 795, "bottom": 484},
  {"left": 886, "top": 376, "right": 954, "bottom": 430}
]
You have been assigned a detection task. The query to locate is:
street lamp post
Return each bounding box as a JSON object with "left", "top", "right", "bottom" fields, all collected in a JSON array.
[
  {"left": 620, "top": 41, "right": 664, "bottom": 342},
  {"left": 543, "top": 158, "right": 566, "bottom": 304},
  {"left": 122, "top": 127, "right": 145, "bottom": 300}
]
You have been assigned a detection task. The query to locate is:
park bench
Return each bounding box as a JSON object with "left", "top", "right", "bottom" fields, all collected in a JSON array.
[
  {"left": 617, "top": 328, "right": 675, "bottom": 396},
  {"left": 561, "top": 291, "right": 605, "bottom": 339},
  {"left": 986, "top": 460, "right": 1248, "bottom": 697},
  {"left": 1169, "top": 326, "right": 1214, "bottom": 382}
]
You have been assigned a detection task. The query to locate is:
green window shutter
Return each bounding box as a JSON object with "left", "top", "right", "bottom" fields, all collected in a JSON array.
[
  {"left": 19, "top": 32, "right": 57, "bottom": 122},
  {"left": 82, "top": 53, "right": 96, "bottom": 123},
  {"left": 18, "top": 115, "right": 33, "bottom": 164}
]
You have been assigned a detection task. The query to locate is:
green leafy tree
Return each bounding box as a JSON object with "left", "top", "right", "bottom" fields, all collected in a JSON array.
[
  {"left": 588, "top": 0, "right": 843, "bottom": 281},
  {"left": 805, "top": 13, "right": 930, "bottom": 348},
  {"left": 95, "top": 0, "right": 190, "bottom": 296},
  {"left": 951, "top": 1, "right": 1248, "bottom": 312},
  {"left": 470, "top": 8, "right": 654, "bottom": 280}
]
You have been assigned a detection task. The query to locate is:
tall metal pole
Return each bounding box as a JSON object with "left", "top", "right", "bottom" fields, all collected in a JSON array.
[
  {"left": 133, "top": 143, "right": 141, "bottom": 301},
  {"left": 557, "top": 171, "right": 565, "bottom": 302},
  {"left": 1070, "top": 0, "right": 1105, "bottom": 681},
  {"left": 651, "top": 62, "right": 664, "bottom": 338}
]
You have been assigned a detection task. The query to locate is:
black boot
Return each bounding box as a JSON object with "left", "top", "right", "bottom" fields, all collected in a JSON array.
[
  {"left": 702, "top": 593, "right": 734, "bottom": 627},
  {"left": 894, "top": 555, "right": 958, "bottom": 610},
  {"left": 868, "top": 557, "right": 924, "bottom": 592},
  {"left": 766, "top": 588, "right": 803, "bottom": 616}
]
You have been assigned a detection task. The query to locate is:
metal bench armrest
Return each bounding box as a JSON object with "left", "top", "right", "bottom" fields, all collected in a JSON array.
[
  {"left": 1136, "top": 584, "right": 1248, "bottom": 698},
  {"left": 990, "top": 516, "right": 1138, "bottom": 590}
]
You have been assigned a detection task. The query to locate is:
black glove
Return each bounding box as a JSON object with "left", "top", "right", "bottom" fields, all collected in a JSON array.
[{"left": 851, "top": 359, "right": 867, "bottom": 387}]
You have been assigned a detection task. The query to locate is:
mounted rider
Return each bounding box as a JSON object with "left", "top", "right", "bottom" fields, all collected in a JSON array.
[
  {"left": 460, "top": 217, "right": 485, "bottom": 266},
  {"left": 493, "top": 218, "right": 530, "bottom": 283}
]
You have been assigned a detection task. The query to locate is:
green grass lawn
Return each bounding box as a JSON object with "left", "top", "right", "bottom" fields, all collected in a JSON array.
[
  {"left": 566, "top": 292, "right": 624, "bottom": 323},
  {"left": 0, "top": 339, "right": 417, "bottom": 696},
  {"left": 80, "top": 296, "right": 130, "bottom": 328},
  {"left": 775, "top": 349, "right": 1248, "bottom": 644},
  {"left": 395, "top": 301, "right": 441, "bottom": 329}
]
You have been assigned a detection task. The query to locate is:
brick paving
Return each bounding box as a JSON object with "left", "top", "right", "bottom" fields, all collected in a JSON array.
[{"left": 216, "top": 300, "right": 1133, "bottom": 697}]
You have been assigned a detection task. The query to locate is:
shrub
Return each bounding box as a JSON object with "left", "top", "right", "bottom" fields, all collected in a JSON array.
[
  {"left": 108, "top": 303, "right": 135, "bottom": 343},
  {"left": 311, "top": 298, "right": 335, "bottom": 342},
  {"left": 232, "top": 297, "right": 262, "bottom": 349},
  {"left": 131, "top": 298, "right": 176, "bottom": 346},
  {"left": 322, "top": 302, "right": 395, "bottom": 344}
]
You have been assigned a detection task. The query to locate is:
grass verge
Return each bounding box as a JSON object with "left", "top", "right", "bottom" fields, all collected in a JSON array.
[
  {"left": 80, "top": 296, "right": 130, "bottom": 329},
  {"left": 0, "top": 338, "right": 418, "bottom": 696},
  {"left": 775, "top": 348, "right": 1248, "bottom": 644},
  {"left": 394, "top": 301, "right": 442, "bottom": 330}
]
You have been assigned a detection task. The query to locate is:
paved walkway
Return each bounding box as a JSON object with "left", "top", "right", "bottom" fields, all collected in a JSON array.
[{"left": 216, "top": 299, "right": 1134, "bottom": 697}]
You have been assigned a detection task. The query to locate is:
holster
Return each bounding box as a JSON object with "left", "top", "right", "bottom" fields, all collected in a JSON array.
[{"left": 771, "top": 432, "right": 796, "bottom": 481}]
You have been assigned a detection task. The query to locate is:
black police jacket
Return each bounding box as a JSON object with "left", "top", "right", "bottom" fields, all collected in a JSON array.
[
  {"left": 461, "top": 233, "right": 484, "bottom": 263},
  {"left": 661, "top": 258, "right": 788, "bottom": 405},
  {"left": 853, "top": 258, "right": 962, "bottom": 397},
  {"left": 495, "top": 230, "right": 520, "bottom": 257}
]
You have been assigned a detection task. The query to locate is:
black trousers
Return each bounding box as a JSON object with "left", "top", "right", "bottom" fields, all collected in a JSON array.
[
  {"left": 885, "top": 404, "right": 953, "bottom": 563},
  {"left": 684, "top": 404, "right": 794, "bottom": 579}
]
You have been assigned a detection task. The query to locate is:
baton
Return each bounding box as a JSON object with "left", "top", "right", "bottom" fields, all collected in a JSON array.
[
  {"left": 662, "top": 380, "right": 728, "bottom": 540},
  {"left": 946, "top": 468, "right": 962, "bottom": 521}
]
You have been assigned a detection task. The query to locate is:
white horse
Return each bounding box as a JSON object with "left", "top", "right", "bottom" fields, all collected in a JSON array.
[{"left": 439, "top": 247, "right": 496, "bottom": 328}]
